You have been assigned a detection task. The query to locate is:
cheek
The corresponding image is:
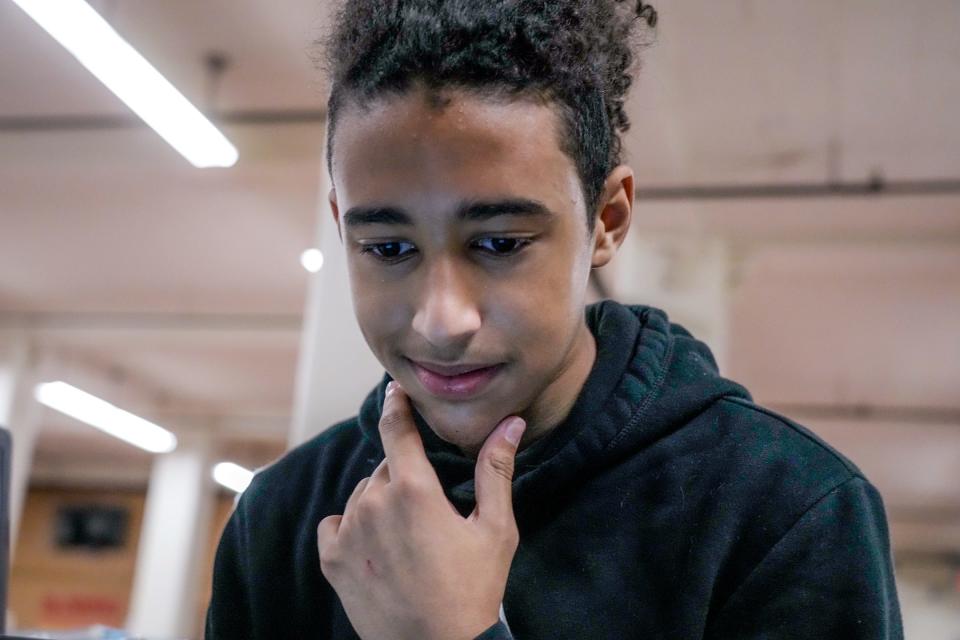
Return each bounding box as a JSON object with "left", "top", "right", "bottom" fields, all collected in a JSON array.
[
  {"left": 492, "top": 254, "right": 585, "bottom": 356},
  {"left": 348, "top": 265, "right": 410, "bottom": 354}
]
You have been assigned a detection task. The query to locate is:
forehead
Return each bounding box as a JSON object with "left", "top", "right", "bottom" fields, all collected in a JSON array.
[{"left": 330, "top": 87, "right": 584, "bottom": 219}]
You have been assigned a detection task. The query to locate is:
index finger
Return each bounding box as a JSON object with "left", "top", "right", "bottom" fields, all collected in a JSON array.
[{"left": 379, "top": 381, "right": 432, "bottom": 477}]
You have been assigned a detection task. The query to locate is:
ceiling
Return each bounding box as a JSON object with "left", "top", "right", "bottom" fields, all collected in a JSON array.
[
  {"left": 1, "top": 0, "right": 329, "bottom": 469},
  {"left": 1, "top": 0, "right": 958, "bottom": 551}
]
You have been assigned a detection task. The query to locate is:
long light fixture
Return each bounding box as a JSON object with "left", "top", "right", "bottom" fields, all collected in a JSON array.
[
  {"left": 34, "top": 381, "right": 178, "bottom": 454},
  {"left": 212, "top": 462, "right": 254, "bottom": 493},
  {"left": 11, "top": 0, "right": 238, "bottom": 168}
]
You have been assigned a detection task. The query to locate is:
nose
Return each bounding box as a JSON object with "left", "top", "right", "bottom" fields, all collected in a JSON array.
[{"left": 411, "top": 257, "right": 482, "bottom": 349}]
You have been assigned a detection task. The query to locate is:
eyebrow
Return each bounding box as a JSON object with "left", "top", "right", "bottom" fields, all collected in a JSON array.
[{"left": 342, "top": 198, "right": 554, "bottom": 229}]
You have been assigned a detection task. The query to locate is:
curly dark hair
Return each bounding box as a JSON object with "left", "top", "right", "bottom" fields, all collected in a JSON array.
[{"left": 320, "top": 0, "right": 658, "bottom": 234}]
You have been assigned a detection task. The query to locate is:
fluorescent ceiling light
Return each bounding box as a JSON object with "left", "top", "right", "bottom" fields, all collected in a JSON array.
[
  {"left": 212, "top": 462, "right": 254, "bottom": 493},
  {"left": 12, "top": 0, "right": 238, "bottom": 168},
  {"left": 300, "top": 248, "right": 325, "bottom": 273},
  {"left": 34, "top": 381, "right": 178, "bottom": 454}
]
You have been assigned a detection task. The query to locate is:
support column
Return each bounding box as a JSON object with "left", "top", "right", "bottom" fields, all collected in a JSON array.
[
  {"left": 126, "top": 432, "right": 214, "bottom": 638},
  {"left": 288, "top": 139, "right": 382, "bottom": 447},
  {"left": 0, "top": 331, "right": 42, "bottom": 552}
]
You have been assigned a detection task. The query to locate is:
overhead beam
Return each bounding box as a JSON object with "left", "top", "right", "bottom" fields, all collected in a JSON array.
[
  {"left": 3, "top": 112, "right": 958, "bottom": 202},
  {"left": 0, "top": 108, "right": 327, "bottom": 132},
  {"left": 769, "top": 403, "right": 960, "bottom": 425},
  {"left": 635, "top": 177, "right": 960, "bottom": 200},
  {"left": 0, "top": 311, "right": 301, "bottom": 332}
]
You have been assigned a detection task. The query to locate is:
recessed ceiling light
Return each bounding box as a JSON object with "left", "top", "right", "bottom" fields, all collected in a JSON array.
[
  {"left": 12, "top": 0, "right": 238, "bottom": 168},
  {"left": 300, "top": 248, "right": 325, "bottom": 273}
]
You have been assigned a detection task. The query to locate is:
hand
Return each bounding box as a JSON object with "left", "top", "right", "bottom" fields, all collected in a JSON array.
[{"left": 317, "top": 381, "right": 526, "bottom": 640}]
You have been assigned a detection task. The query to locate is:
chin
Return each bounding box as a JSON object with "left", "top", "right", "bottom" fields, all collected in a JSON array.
[{"left": 412, "top": 398, "right": 498, "bottom": 453}]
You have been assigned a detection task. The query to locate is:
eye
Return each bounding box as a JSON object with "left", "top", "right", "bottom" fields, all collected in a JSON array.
[
  {"left": 472, "top": 237, "right": 532, "bottom": 257},
  {"left": 359, "top": 241, "right": 417, "bottom": 262}
]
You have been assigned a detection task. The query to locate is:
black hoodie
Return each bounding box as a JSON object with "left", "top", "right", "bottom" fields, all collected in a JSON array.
[{"left": 206, "top": 300, "right": 903, "bottom": 639}]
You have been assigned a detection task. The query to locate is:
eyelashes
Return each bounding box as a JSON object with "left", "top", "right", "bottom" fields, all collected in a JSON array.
[
  {"left": 358, "top": 240, "right": 415, "bottom": 261},
  {"left": 473, "top": 237, "right": 531, "bottom": 255},
  {"left": 358, "top": 238, "right": 533, "bottom": 263}
]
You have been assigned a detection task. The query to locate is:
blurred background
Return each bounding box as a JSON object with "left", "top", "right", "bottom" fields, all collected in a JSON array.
[{"left": 0, "top": 0, "right": 958, "bottom": 638}]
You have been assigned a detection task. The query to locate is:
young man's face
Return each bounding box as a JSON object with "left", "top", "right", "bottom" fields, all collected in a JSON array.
[{"left": 329, "top": 88, "right": 620, "bottom": 457}]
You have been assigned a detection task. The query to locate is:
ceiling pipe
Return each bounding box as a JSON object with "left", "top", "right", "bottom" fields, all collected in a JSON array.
[
  {"left": 3, "top": 112, "right": 958, "bottom": 200},
  {"left": 634, "top": 176, "right": 960, "bottom": 200}
]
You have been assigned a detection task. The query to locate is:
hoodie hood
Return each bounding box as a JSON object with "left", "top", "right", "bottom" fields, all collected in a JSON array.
[{"left": 357, "top": 300, "right": 750, "bottom": 517}]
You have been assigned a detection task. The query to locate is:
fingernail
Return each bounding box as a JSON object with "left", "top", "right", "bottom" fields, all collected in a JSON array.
[
  {"left": 504, "top": 417, "right": 526, "bottom": 447},
  {"left": 386, "top": 381, "right": 397, "bottom": 395}
]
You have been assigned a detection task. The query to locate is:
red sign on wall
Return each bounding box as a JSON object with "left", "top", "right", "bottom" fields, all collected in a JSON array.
[{"left": 40, "top": 593, "right": 124, "bottom": 627}]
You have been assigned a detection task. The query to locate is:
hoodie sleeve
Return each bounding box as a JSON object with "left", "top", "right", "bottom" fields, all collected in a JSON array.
[
  {"left": 707, "top": 476, "right": 903, "bottom": 639},
  {"left": 205, "top": 502, "right": 253, "bottom": 639}
]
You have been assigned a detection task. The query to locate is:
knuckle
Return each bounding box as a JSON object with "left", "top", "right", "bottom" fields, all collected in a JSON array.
[
  {"left": 318, "top": 542, "right": 339, "bottom": 570},
  {"left": 316, "top": 521, "right": 341, "bottom": 570},
  {"left": 503, "top": 524, "right": 520, "bottom": 551},
  {"left": 485, "top": 518, "right": 519, "bottom": 553},
  {"left": 393, "top": 476, "right": 428, "bottom": 499},
  {"left": 378, "top": 410, "right": 406, "bottom": 435},
  {"left": 354, "top": 493, "right": 382, "bottom": 521},
  {"left": 486, "top": 451, "right": 515, "bottom": 481}
]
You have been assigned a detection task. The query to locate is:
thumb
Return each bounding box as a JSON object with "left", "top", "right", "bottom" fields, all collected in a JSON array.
[{"left": 471, "top": 416, "right": 526, "bottom": 528}]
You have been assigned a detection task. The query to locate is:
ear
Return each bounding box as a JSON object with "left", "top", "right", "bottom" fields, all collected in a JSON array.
[
  {"left": 590, "top": 165, "right": 634, "bottom": 269},
  {"left": 328, "top": 188, "right": 343, "bottom": 242}
]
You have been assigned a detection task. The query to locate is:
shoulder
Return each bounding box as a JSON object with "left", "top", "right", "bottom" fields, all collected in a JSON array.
[
  {"left": 690, "top": 395, "right": 867, "bottom": 523},
  {"left": 714, "top": 395, "right": 863, "bottom": 488},
  {"left": 663, "top": 395, "right": 894, "bottom": 596},
  {"left": 688, "top": 395, "right": 885, "bottom": 580},
  {"left": 661, "top": 392, "right": 875, "bottom": 535},
  {"left": 699, "top": 400, "right": 901, "bottom": 634}
]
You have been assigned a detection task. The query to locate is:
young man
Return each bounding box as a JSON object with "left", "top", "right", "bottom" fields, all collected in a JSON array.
[{"left": 207, "top": 1, "right": 903, "bottom": 638}]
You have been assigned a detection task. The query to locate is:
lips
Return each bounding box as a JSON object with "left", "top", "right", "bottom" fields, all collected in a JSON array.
[
  {"left": 406, "top": 358, "right": 504, "bottom": 399},
  {"left": 411, "top": 360, "right": 498, "bottom": 376}
]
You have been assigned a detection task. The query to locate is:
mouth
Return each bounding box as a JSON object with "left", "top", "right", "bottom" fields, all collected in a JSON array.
[{"left": 405, "top": 358, "right": 505, "bottom": 399}]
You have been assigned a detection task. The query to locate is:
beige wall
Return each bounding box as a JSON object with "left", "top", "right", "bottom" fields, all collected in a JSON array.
[
  {"left": 9, "top": 487, "right": 144, "bottom": 630},
  {"left": 9, "top": 485, "right": 235, "bottom": 637}
]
